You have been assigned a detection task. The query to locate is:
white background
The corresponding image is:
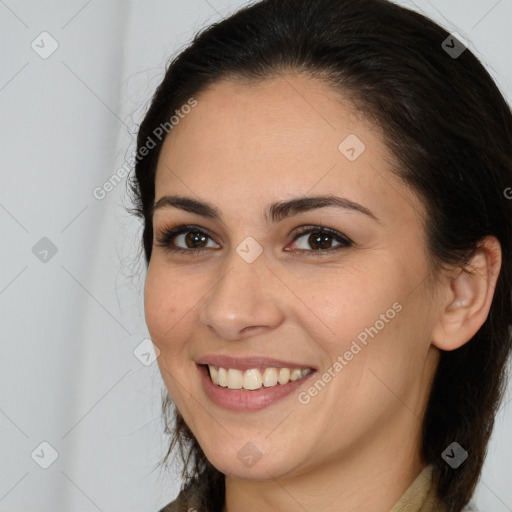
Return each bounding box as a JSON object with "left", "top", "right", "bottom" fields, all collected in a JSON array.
[{"left": 1, "top": 1, "right": 511, "bottom": 511}]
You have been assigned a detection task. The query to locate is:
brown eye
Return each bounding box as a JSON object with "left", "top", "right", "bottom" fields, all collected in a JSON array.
[
  {"left": 289, "top": 226, "right": 352, "bottom": 253},
  {"left": 154, "top": 224, "right": 352, "bottom": 256},
  {"left": 182, "top": 231, "right": 208, "bottom": 249},
  {"left": 154, "top": 225, "right": 219, "bottom": 254}
]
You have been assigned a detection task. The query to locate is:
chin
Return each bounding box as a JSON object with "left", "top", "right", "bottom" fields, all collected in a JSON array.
[
  {"left": 200, "top": 437, "right": 310, "bottom": 481},
  {"left": 210, "top": 456, "right": 295, "bottom": 481}
]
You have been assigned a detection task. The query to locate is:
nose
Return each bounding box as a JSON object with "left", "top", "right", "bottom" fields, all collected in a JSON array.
[{"left": 198, "top": 249, "right": 285, "bottom": 341}]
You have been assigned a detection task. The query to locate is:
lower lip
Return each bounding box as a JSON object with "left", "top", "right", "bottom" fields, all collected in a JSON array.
[{"left": 198, "top": 365, "right": 316, "bottom": 411}]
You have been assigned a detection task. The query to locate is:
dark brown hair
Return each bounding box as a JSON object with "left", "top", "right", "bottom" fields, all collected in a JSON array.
[{"left": 127, "top": 0, "right": 512, "bottom": 510}]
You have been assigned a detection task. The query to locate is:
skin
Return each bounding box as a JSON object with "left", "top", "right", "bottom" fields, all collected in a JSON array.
[{"left": 144, "top": 73, "right": 501, "bottom": 512}]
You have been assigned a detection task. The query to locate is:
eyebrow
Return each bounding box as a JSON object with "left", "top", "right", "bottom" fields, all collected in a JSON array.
[{"left": 151, "top": 194, "right": 379, "bottom": 224}]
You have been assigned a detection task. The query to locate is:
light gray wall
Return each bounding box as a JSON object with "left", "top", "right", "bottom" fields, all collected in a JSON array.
[{"left": 1, "top": 1, "right": 510, "bottom": 511}]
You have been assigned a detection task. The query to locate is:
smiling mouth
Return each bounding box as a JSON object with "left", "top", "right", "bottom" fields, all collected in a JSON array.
[{"left": 204, "top": 364, "right": 314, "bottom": 391}]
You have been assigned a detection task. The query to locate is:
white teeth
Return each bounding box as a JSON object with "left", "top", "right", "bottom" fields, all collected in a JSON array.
[
  {"left": 207, "top": 365, "right": 312, "bottom": 390},
  {"left": 278, "top": 368, "right": 290, "bottom": 384},
  {"left": 227, "top": 368, "right": 243, "bottom": 389},
  {"left": 290, "top": 369, "right": 302, "bottom": 381},
  {"left": 262, "top": 368, "right": 278, "bottom": 387},
  {"left": 210, "top": 365, "right": 219, "bottom": 385},
  {"left": 243, "top": 369, "right": 262, "bottom": 390},
  {"left": 218, "top": 367, "right": 228, "bottom": 387}
]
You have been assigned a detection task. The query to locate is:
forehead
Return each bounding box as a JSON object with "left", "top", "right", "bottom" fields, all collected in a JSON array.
[{"left": 154, "top": 74, "right": 424, "bottom": 227}]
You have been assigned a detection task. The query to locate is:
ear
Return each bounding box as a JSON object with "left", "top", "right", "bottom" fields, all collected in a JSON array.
[{"left": 431, "top": 236, "right": 502, "bottom": 351}]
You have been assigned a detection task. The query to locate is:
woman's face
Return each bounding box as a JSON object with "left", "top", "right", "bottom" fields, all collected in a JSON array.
[{"left": 145, "top": 73, "right": 442, "bottom": 480}]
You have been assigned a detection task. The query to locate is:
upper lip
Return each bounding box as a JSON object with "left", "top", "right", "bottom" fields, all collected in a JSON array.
[{"left": 196, "top": 355, "right": 316, "bottom": 372}]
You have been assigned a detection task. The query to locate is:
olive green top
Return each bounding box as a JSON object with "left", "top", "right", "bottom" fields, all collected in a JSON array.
[{"left": 160, "top": 464, "right": 469, "bottom": 512}]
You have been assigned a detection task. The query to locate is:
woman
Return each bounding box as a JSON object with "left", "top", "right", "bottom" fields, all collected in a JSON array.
[{"left": 128, "top": 0, "right": 512, "bottom": 510}]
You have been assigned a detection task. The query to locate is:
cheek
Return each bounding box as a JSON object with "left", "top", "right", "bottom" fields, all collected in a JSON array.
[
  {"left": 308, "top": 258, "right": 425, "bottom": 383},
  {"left": 144, "top": 263, "right": 185, "bottom": 347},
  {"left": 144, "top": 265, "right": 198, "bottom": 404},
  {"left": 310, "top": 269, "right": 395, "bottom": 345}
]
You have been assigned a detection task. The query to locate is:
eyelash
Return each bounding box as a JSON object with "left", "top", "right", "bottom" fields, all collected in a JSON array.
[{"left": 154, "top": 224, "right": 353, "bottom": 257}]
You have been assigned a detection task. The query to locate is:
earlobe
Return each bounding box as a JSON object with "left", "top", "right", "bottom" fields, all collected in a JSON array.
[{"left": 431, "top": 236, "right": 502, "bottom": 352}]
